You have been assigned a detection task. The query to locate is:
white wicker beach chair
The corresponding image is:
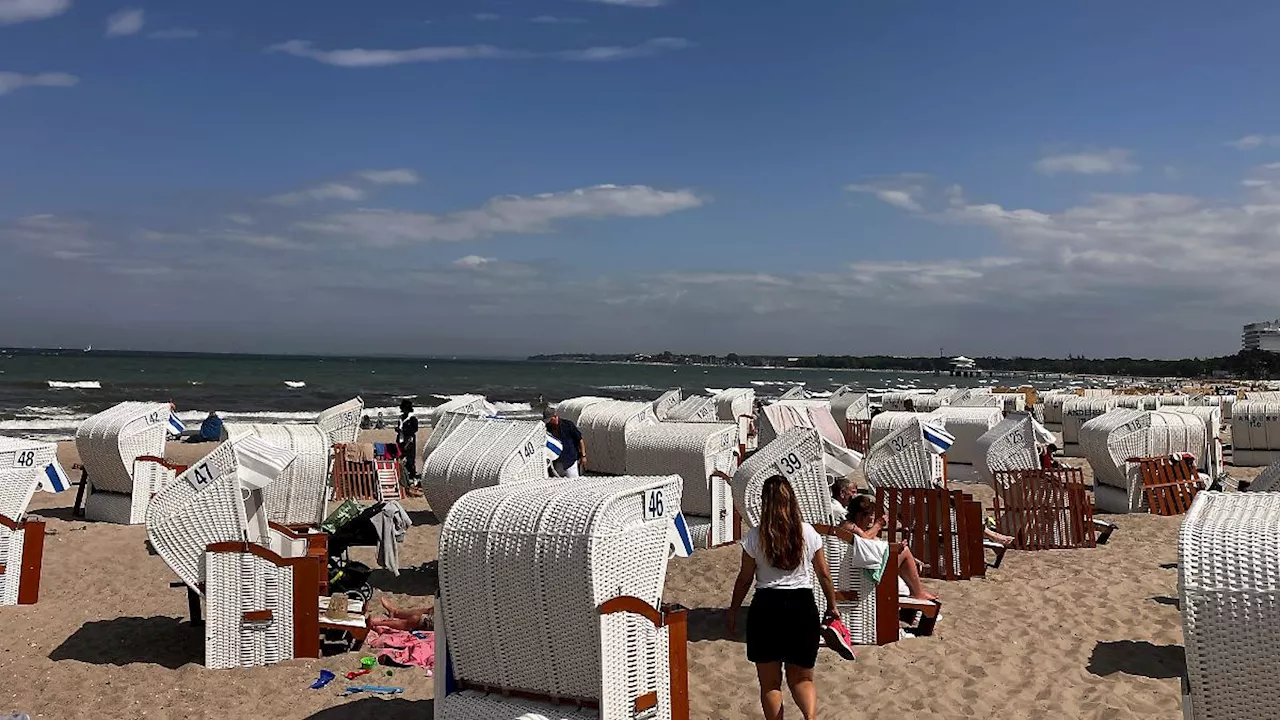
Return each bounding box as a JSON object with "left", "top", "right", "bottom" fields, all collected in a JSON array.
[
  {"left": 1166, "top": 405, "right": 1224, "bottom": 482},
  {"left": 928, "top": 407, "right": 1003, "bottom": 467},
  {"left": 880, "top": 391, "right": 930, "bottom": 412},
  {"left": 865, "top": 418, "right": 945, "bottom": 489},
  {"left": 1080, "top": 409, "right": 1207, "bottom": 514},
  {"left": 0, "top": 437, "right": 58, "bottom": 606},
  {"left": 75, "top": 401, "right": 176, "bottom": 524},
  {"left": 146, "top": 434, "right": 330, "bottom": 669},
  {"left": 663, "top": 396, "right": 718, "bottom": 422},
  {"left": 651, "top": 389, "right": 682, "bottom": 420},
  {"left": 1179, "top": 492, "right": 1280, "bottom": 720},
  {"left": 420, "top": 396, "right": 495, "bottom": 460},
  {"left": 1229, "top": 401, "right": 1280, "bottom": 467},
  {"left": 712, "top": 388, "right": 757, "bottom": 452},
  {"left": 1061, "top": 397, "right": 1119, "bottom": 457},
  {"left": 627, "top": 422, "right": 739, "bottom": 549},
  {"left": 731, "top": 427, "right": 936, "bottom": 644},
  {"left": 434, "top": 475, "right": 688, "bottom": 720},
  {"left": 420, "top": 418, "right": 549, "bottom": 521},
  {"left": 577, "top": 401, "right": 657, "bottom": 475},
  {"left": 557, "top": 396, "right": 611, "bottom": 425},
  {"left": 975, "top": 413, "right": 1039, "bottom": 488},
  {"left": 1038, "top": 392, "right": 1074, "bottom": 428},
  {"left": 221, "top": 397, "right": 364, "bottom": 527}
]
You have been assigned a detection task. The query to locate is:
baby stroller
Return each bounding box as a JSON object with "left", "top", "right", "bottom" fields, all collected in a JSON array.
[{"left": 322, "top": 500, "right": 385, "bottom": 602}]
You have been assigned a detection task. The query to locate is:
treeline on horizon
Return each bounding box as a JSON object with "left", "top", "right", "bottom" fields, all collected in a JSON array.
[{"left": 528, "top": 349, "right": 1280, "bottom": 380}]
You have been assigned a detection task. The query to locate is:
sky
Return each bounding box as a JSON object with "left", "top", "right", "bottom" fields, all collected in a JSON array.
[{"left": 2, "top": 0, "right": 1280, "bottom": 359}]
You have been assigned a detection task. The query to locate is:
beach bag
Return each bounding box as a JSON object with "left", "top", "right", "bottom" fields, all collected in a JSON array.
[{"left": 322, "top": 498, "right": 365, "bottom": 534}]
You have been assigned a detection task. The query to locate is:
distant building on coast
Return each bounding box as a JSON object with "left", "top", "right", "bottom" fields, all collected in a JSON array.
[{"left": 1243, "top": 321, "right": 1280, "bottom": 352}]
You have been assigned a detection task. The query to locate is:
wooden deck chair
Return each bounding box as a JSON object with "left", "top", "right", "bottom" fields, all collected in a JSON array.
[
  {"left": 146, "top": 434, "right": 339, "bottom": 669},
  {"left": 435, "top": 475, "right": 689, "bottom": 720},
  {"left": 990, "top": 468, "right": 1113, "bottom": 549},
  {"left": 0, "top": 437, "right": 61, "bottom": 606},
  {"left": 221, "top": 398, "right": 364, "bottom": 527},
  {"left": 75, "top": 401, "right": 176, "bottom": 524},
  {"left": 877, "top": 487, "right": 986, "bottom": 581},
  {"left": 419, "top": 418, "right": 549, "bottom": 521},
  {"left": 330, "top": 444, "right": 403, "bottom": 503},
  {"left": 1132, "top": 456, "right": 1202, "bottom": 516},
  {"left": 1082, "top": 410, "right": 1205, "bottom": 514},
  {"left": 627, "top": 422, "right": 740, "bottom": 549},
  {"left": 1179, "top": 493, "right": 1280, "bottom": 720}
]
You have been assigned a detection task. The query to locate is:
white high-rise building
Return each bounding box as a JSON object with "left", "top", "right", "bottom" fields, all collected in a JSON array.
[{"left": 1243, "top": 320, "right": 1280, "bottom": 352}]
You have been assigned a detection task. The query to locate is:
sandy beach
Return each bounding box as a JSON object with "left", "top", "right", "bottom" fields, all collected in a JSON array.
[{"left": 0, "top": 430, "right": 1249, "bottom": 719}]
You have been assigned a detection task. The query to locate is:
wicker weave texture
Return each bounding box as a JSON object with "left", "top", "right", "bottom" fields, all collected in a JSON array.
[
  {"left": 1062, "top": 398, "right": 1119, "bottom": 453},
  {"left": 664, "top": 396, "right": 718, "bottom": 422},
  {"left": 421, "top": 418, "right": 547, "bottom": 521},
  {"left": 927, "top": 407, "right": 1002, "bottom": 465},
  {"left": 75, "top": 401, "right": 169, "bottom": 504},
  {"left": 1179, "top": 492, "right": 1280, "bottom": 720},
  {"left": 975, "top": 415, "right": 1039, "bottom": 488},
  {"left": 864, "top": 419, "right": 943, "bottom": 490},
  {"left": 0, "top": 436, "right": 55, "bottom": 607},
  {"left": 314, "top": 397, "right": 364, "bottom": 444},
  {"left": 205, "top": 550, "right": 296, "bottom": 669},
  {"left": 556, "top": 397, "right": 611, "bottom": 425},
  {"left": 438, "top": 475, "right": 679, "bottom": 718},
  {"left": 1082, "top": 410, "right": 1206, "bottom": 513},
  {"left": 1230, "top": 401, "right": 1280, "bottom": 453},
  {"left": 712, "top": 388, "right": 755, "bottom": 422},
  {"left": 221, "top": 424, "right": 331, "bottom": 526},
  {"left": 577, "top": 401, "right": 655, "bottom": 475},
  {"left": 627, "top": 422, "right": 737, "bottom": 537}
]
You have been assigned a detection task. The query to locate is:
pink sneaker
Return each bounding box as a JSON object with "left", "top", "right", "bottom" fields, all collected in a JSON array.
[{"left": 822, "top": 618, "right": 857, "bottom": 661}]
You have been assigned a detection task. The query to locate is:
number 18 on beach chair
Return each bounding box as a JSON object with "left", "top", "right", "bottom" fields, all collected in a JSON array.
[{"left": 435, "top": 475, "right": 689, "bottom": 720}]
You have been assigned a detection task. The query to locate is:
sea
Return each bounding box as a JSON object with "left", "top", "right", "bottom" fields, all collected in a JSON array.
[{"left": 0, "top": 349, "right": 1035, "bottom": 442}]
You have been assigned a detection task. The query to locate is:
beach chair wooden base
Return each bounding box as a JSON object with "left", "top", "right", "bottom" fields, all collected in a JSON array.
[
  {"left": 1133, "top": 456, "right": 1201, "bottom": 516},
  {"left": 0, "top": 515, "right": 45, "bottom": 606},
  {"left": 991, "top": 468, "right": 1098, "bottom": 550},
  {"left": 331, "top": 445, "right": 403, "bottom": 503},
  {"left": 878, "top": 487, "right": 986, "bottom": 581}
]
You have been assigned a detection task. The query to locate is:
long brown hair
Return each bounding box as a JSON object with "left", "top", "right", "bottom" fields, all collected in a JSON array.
[{"left": 759, "top": 475, "right": 805, "bottom": 571}]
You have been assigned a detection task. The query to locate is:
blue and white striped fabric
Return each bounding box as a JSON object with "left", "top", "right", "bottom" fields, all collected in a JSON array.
[
  {"left": 921, "top": 421, "right": 955, "bottom": 455},
  {"left": 545, "top": 434, "right": 563, "bottom": 459},
  {"left": 40, "top": 460, "right": 74, "bottom": 493},
  {"left": 167, "top": 411, "right": 186, "bottom": 436},
  {"left": 669, "top": 512, "right": 694, "bottom": 557}
]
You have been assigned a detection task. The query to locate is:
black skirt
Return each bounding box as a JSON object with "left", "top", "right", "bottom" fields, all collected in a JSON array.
[{"left": 746, "top": 587, "right": 820, "bottom": 668}]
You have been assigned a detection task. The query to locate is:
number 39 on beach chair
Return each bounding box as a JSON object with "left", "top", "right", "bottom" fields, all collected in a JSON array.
[
  {"left": 434, "top": 475, "right": 689, "bottom": 720},
  {"left": 0, "top": 437, "right": 70, "bottom": 606}
]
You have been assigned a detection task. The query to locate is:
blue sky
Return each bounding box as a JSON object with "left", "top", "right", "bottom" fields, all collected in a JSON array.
[{"left": 3, "top": 0, "right": 1279, "bottom": 358}]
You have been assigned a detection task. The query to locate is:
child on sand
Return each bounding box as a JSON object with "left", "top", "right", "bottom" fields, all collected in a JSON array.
[{"left": 843, "top": 494, "right": 939, "bottom": 602}]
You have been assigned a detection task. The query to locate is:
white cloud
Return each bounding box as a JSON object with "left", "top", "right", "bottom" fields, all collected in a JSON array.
[
  {"left": 265, "top": 182, "right": 366, "bottom": 206},
  {"left": 582, "top": 0, "right": 667, "bottom": 6},
  {"left": 0, "top": 0, "right": 69, "bottom": 25},
  {"left": 453, "top": 255, "right": 496, "bottom": 268},
  {"left": 105, "top": 7, "right": 145, "bottom": 37},
  {"left": 1034, "top": 148, "right": 1139, "bottom": 175},
  {"left": 267, "top": 38, "right": 690, "bottom": 67},
  {"left": 148, "top": 27, "right": 199, "bottom": 40},
  {"left": 1227, "top": 134, "right": 1280, "bottom": 150},
  {"left": 845, "top": 176, "right": 927, "bottom": 212},
  {"left": 473, "top": 12, "right": 500, "bottom": 21},
  {"left": 226, "top": 214, "right": 254, "bottom": 226},
  {"left": 558, "top": 37, "right": 691, "bottom": 62},
  {"left": 301, "top": 183, "right": 704, "bottom": 247},
  {"left": 530, "top": 15, "right": 585, "bottom": 23},
  {"left": 0, "top": 71, "right": 77, "bottom": 97},
  {"left": 222, "top": 230, "right": 306, "bottom": 250},
  {"left": 357, "top": 169, "right": 420, "bottom": 186}
]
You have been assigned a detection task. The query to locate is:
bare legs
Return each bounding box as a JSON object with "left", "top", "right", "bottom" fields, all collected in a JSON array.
[
  {"left": 368, "top": 596, "right": 434, "bottom": 631},
  {"left": 898, "top": 545, "right": 939, "bottom": 601},
  {"left": 755, "top": 663, "right": 817, "bottom": 719}
]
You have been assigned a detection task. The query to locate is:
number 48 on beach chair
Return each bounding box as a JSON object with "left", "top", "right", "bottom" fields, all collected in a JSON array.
[{"left": 0, "top": 437, "right": 70, "bottom": 607}]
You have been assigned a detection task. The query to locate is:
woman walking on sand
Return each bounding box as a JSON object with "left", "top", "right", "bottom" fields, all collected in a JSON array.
[{"left": 728, "top": 475, "right": 840, "bottom": 720}]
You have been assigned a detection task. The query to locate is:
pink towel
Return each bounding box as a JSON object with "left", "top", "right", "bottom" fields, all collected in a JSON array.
[{"left": 368, "top": 630, "right": 435, "bottom": 673}]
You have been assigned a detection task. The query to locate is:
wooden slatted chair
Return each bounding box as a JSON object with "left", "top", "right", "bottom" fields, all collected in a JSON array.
[
  {"left": 877, "top": 487, "right": 986, "bottom": 581},
  {"left": 990, "top": 468, "right": 1114, "bottom": 549},
  {"left": 1132, "top": 456, "right": 1202, "bottom": 516},
  {"left": 330, "top": 444, "right": 403, "bottom": 503},
  {"left": 812, "top": 526, "right": 940, "bottom": 641}
]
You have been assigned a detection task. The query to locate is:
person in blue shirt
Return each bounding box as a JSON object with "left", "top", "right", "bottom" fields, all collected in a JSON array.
[{"left": 544, "top": 407, "right": 586, "bottom": 477}]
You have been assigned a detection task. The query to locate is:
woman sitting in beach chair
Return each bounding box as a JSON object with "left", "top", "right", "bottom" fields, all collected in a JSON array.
[{"left": 841, "top": 493, "right": 938, "bottom": 602}]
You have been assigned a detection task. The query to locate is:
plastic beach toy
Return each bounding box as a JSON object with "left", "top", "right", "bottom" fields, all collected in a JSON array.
[
  {"left": 343, "top": 686, "right": 404, "bottom": 696},
  {"left": 309, "top": 670, "right": 336, "bottom": 689}
]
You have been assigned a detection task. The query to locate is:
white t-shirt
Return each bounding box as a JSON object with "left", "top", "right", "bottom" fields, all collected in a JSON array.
[{"left": 741, "top": 523, "right": 824, "bottom": 590}]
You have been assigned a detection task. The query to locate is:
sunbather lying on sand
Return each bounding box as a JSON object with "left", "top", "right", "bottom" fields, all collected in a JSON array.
[{"left": 368, "top": 596, "right": 434, "bottom": 631}]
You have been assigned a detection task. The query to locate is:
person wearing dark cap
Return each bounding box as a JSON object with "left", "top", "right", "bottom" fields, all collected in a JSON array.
[
  {"left": 397, "top": 399, "right": 420, "bottom": 481},
  {"left": 544, "top": 407, "right": 586, "bottom": 477}
]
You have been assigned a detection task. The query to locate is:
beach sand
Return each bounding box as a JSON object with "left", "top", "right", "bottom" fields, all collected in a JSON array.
[{"left": 2, "top": 434, "right": 1252, "bottom": 719}]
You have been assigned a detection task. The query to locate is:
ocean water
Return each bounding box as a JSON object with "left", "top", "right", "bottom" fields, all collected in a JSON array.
[{"left": 0, "top": 349, "right": 1029, "bottom": 442}]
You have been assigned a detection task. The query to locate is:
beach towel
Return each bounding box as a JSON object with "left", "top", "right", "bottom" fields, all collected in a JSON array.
[
  {"left": 344, "top": 443, "right": 376, "bottom": 463},
  {"left": 368, "top": 630, "right": 435, "bottom": 673}
]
